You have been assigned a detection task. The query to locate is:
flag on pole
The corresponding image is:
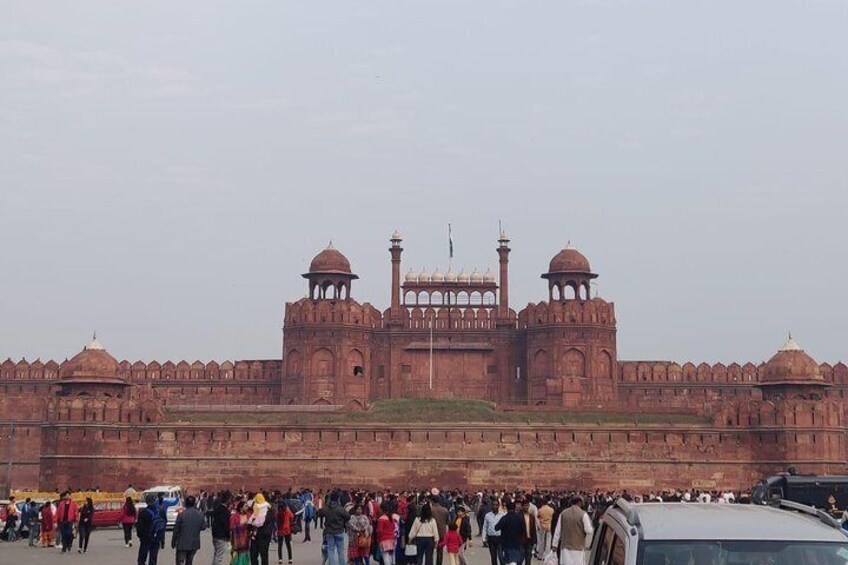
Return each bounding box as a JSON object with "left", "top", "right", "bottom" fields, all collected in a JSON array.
[{"left": 448, "top": 223, "right": 454, "bottom": 259}]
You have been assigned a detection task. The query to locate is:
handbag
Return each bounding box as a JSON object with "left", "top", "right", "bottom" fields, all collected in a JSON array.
[
  {"left": 404, "top": 543, "right": 418, "bottom": 556},
  {"left": 357, "top": 533, "right": 372, "bottom": 550}
]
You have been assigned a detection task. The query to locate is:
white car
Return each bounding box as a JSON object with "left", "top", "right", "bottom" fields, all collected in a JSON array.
[
  {"left": 136, "top": 485, "right": 184, "bottom": 529},
  {"left": 590, "top": 499, "right": 848, "bottom": 565}
]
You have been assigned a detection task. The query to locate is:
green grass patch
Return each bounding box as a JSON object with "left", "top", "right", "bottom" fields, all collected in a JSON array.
[{"left": 165, "top": 398, "right": 709, "bottom": 426}]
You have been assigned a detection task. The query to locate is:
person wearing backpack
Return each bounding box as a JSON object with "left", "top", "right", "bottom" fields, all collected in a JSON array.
[{"left": 137, "top": 494, "right": 160, "bottom": 565}]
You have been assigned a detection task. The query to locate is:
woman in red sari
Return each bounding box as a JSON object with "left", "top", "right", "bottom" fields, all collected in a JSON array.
[
  {"left": 40, "top": 501, "right": 55, "bottom": 547},
  {"left": 229, "top": 500, "right": 250, "bottom": 565}
]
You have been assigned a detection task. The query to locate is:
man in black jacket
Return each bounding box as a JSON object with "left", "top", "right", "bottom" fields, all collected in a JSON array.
[
  {"left": 211, "top": 491, "right": 232, "bottom": 565},
  {"left": 172, "top": 496, "right": 207, "bottom": 565},
  {"left": 494, "top": 500, "right": 524, "bottom": 565},
  {"left": 317, "top": 493, "right": 350, "bottom": 565}
]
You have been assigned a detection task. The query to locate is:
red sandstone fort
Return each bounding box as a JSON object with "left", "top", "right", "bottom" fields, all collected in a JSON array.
[{"left": 1, "top": 232, "right": 846, "bottom": 492}]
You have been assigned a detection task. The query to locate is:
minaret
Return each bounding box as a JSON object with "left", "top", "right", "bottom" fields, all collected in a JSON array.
[
  {"left": 497, "top": 229, "right": 510, "bottom": 320},
  {"left": 389, "top": 230, "right": 403, "bottom": 318}
]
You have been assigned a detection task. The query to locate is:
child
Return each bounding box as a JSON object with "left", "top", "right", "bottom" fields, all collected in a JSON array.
[{"left": 443, "top": 522, "right": 463, "bottom": 565}]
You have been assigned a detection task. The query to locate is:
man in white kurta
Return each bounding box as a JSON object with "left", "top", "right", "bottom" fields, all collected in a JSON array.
[{"left": 551, "top": 496, "right": 594, "bottom": 565}]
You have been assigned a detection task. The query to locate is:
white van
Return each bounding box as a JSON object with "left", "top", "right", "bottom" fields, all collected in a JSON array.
[{"left": 136, "top": 485, "right": 184, "bottom": 529}]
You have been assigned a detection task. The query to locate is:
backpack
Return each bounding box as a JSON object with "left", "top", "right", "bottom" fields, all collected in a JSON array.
[{"left": 152, "top": 506, "right": 167, "bottom": 538}]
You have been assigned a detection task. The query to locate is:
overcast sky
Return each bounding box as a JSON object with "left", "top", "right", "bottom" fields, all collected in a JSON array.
[{"left": 1, "top": 1, "right": 847, "bottom": 365}]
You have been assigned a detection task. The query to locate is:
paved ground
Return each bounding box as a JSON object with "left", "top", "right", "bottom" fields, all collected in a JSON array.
[{"left": 0, "top": 527, "right": 497, "bottom": 565}]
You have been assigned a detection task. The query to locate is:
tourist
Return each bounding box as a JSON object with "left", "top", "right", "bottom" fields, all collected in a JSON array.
[
  {"left": 26, "top": 500, "right": 40, "bottom": 547},
  {"left": 248, "top": 492, "right": 276, "bottom": 565},
  {"left": 404, "top": 495, "right": 420, "bottom": 565},
  {"left": 17, "top": 497, "right": 31, "bottom": 539},
  {"left": 316, "top": 491, "right": 325, "bottom": 529},
  {"left": 55, "top": 491, "right": 79, "bottom": 553},
  {"left": 276, "top": 495, "right": 295, "bottom": 565},
  {"left": 428, "top": 495, "right": 449, "bottom": 565},
  {"left": 482, "top": 499, "right": 505, "bottom": 565},
  {"left": 154, "top": 493, "right": 168, "bottom": 550},
  {"left": 347, "top": 503, "right": 373, "bottom": 565},
  {"left": 171, "top": 495, "right": 206, "bottom": 565},
  {"left": 453, "top": 507, "right": 472, "bottom": 565},
  {"left": 318, "top": 492, "right": 351, "bottom": 565},
  {"left": 40, "top": 500, "right": 55, "bottom": 547},
  {"left": 1, "top": 496, "right": 18, "bottom": 540},
  {"left": 408, "top": 502, "right": 439, "bottom": 565},
  {"left": 443, "top": 522, "right": 463, "bottom": 565},
  {"left": 230, "top": 501, "right": 251, "bottom": 565},
  {"left": 535, "top": 497, "right": 553, "bottom": 559},
  {"left": 519, "top": 500, "right": 537, "bottom": 565},
  {"left": 375, "top": 502, "right": 399, "bottom": 565},
  {"left": 211, "top": 490, "right": 232, "bottom": 565},
  {"left": 475, "top": 495, "right": 490, "bottom": 538},
  {"left": 494, "top": 500, "right": 524, "bottom": 565},
  {"left": 77, "top": 497, "right": 94, "bottom": 553},
  {"left": 137, "top": 493, "right": 161, "bottom": 565},
  {"left": 300, "top": 490, "right": 315, "bottom": 543},
  {"left": 120, "top": 496, "right": 137, "bottom": 547},
  {"left": 550, "top": 496, "right": 593, "bottom": 565}
]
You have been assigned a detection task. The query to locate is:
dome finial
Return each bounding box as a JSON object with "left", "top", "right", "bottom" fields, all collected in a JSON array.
[
  {"left": 85, "top": 333, "right": 105, "bottom": 351},
  {"left": 781, "top": 333, "right": 802, "bottom": 352}
]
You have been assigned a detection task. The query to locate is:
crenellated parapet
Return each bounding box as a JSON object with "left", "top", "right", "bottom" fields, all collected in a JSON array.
[
  {"left": 518, "top": 297, "right": 616, "bottom": 329},
  {"left": 45, "top": 396, "right": 164, "bottom": 425},
  {"left": 0, "top": 358, "right": 60, "bottom": 381},
  {"left": 284, "top": 297, "right": 382, "bottom": 328},
  {"left": 619, "top": 361, "right": 763, "bottom": 384}
]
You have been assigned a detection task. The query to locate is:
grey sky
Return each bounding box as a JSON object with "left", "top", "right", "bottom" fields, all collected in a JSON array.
[{"left": 1, "top": 1, "right": 847, "bottom": 365}]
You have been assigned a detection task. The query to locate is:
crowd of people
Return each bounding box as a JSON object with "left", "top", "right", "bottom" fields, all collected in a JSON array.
[
  {"left": 1, "top": 491, "right": 95, "bottom": 552},
  {"left": 133, "top": 487, "right": 753, "bottom": 565},
  {"left": 3, "top": 485, "right": 759, "bottom": 565}
]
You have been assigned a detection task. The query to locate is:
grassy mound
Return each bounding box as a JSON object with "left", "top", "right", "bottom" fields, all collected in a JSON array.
[{"left": 166, "top": 398, "right": 709, "bottom": 426}]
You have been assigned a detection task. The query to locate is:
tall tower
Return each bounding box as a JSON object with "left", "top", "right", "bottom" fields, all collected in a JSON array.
[
  {"left": 389, "top": 230, "right": 403, "bottom": 321},
  {"left": 282, "top": 244, "right": 375, "bottom": 408},
  {"left": 497, "top": 230, "right": 511, "bottom": 323}
]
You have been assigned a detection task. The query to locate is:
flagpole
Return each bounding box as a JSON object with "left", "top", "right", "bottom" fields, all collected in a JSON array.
[{"left": 429, "top": 316, "right": 434, "bottom": 390}]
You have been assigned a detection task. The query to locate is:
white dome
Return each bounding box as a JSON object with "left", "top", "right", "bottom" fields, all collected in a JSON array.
[
  {"left": 457, "top": 269, "right": 470, "bottom": 283},
  {"left": 405, "top": 268, "right": 417, "bottom": 282},
  {"left": 470, "top": 267, "right": 482, "bottom": 283},
  {"left": 391, "top": 229, "right": 402, "bottom": 240},
  {"left": 432, "top": 268, "right": 445, "bottom": 282},
  {"left": 483, "top": 268, "right": 496, "bottom": 283},
  {"left": 418, "top": 268, "right": 431, "bottom": 283},
  {"left": 445, "top": 269, "right": 457, "bottom": 282}
]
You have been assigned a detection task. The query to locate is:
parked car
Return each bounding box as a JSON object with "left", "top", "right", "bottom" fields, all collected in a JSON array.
[
  {"left": 136, "top": 486, "right": 184, "bottom": 529},
  {"left": 588, "top": 498, "right": 848, "bottom": 565},
  {"left": 92, "top": 499, "right": 125, "bottom": 528}
]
